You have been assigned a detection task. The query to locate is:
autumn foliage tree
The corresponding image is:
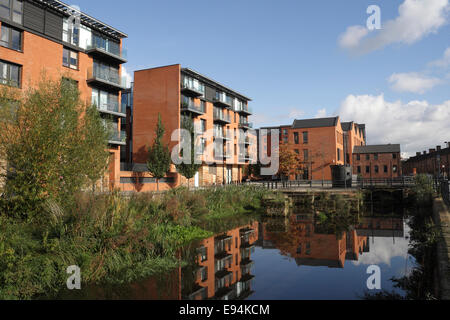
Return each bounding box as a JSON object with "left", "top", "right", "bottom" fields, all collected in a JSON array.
[
  {"left": 278, "top": 145, "right": 302, "bottom": 180},
  {"left": 0, "top": 76, "right": 110, "bottom": 219}
]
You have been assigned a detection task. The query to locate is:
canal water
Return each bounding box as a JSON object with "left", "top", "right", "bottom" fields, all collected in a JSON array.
[{"left": 52, "top": 202, "right": 418, "bottom": 300}]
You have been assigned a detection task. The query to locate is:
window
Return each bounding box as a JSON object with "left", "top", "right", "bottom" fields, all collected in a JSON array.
[
  {"left": 63, "top": 17, "right": 79, "bottom": 46},
  {"left": 303, "top": 132, "right": 308, "bottom": 144},
  {"left": 0, "top": 0, "right": 22, "bottom": 24},
  {"left": 294, "top": 149, "right": 299, "bottom": 154},
  {"left": 201, "top": 119, "right": 206, "bottom": 133},
  {"left": 366, "top": 166, "right": 370, "bottom": 173},
  {"left": 374, "top": 154, "right": 379, "bottom": 160},
  {"left": 283, "top": 129, "right": 288, "bottom": 136},
  {"left": 337, "top": 148, "right": 341, "bottom": 161},
  {"left": 200, "top": 267, "right": 208, "bottom": 282},
  {"left": 0, "top": 24, "right": 22, "bottom": 51},
  {"left": 303, "top": 149, "right": 308, "bottom": 161},
  {"left": 91, "top": 88, "right": 118, "bottom": 112},
  {"left": 63, "top": 48, "right": 78, "bottom": 70},
  {"left": 384, "top": 165, "right": 388, "bottom": 173},
  {"left": 393, "top": 165, "right": 398, "bottom": 173},
  {"left": 393, "top": 153, "right": 397, "bottom": 159},
  {"left": 356, "top": 154, "right": 360, "bottom": 161},
  {"left": 374, "top": 165, "right": 379, "bottom": 174},
  {"left": 294, "top": 132, "right": 299, "bottom": 144},
  {"left": 357, "top": 166, "right": 361, "bottom": 174},
  {"left": 0, "top": 60, "right": 20, "bottom": 87},
  {"left": 366, "top": 154, "right": 370, "bottom": 160},
  {"left": 283, "top": 136, "right": 288, "bottom": 144}
]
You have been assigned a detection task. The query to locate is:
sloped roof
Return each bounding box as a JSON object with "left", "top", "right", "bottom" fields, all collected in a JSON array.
[
  {"left": 292, "top": 117, "right": 339, "bottom": 129},
  {"left": 354, "top": 144, "right": 401, "bottom": 154},
  {"left": 341, "top": 121, "right": 353, "bottom": 131}
]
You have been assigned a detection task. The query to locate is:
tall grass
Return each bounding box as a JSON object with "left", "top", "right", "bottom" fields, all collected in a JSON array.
[{"left": 0, "top": 185, "right": 272, "bottom": 300}]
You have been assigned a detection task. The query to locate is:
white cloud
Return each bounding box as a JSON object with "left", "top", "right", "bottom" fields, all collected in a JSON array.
[
  {"left": 315, "top": 108, "right": 328, "bottom": 118},
  {"left": 339, "top": 0, "right": 450, "bottom": 54},
  {"left": 338, "top": 26, "right": 369, "bottom": 50},
  {"left": 288, "top": 109, "right": 305, "bottom": 119},
  {"left": 388, "top": 72, "right": 442, "bottom": 94},
  {"left": 429, "top": 47, "right": 450, "bottom": 68},
  {"left": 121, "top": 66, "right": 133, "bottom": 88},
  {"left": 337, "top": 94, "right": 450, "bottom": 157}
]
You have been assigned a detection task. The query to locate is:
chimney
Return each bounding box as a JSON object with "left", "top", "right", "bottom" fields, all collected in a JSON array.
[
  {"left": 437, "top": 146, "right": 442, "bottom": 151},
  {"left": 423, "top": 151, "right": 427, "bottom": 155},
  {"left": 416, "top": 152, "right": 421, "bottom": 157},
  {"left": 429, "top": 149, "right": 435, "bottom": 154}
]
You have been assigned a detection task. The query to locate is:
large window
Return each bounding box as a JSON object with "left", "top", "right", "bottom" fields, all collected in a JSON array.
[
  {"left": 0, "top": 24, "right": 22, "bottom": 51},
  {"left": 0, "top": 0, "right": 23, "bottom": 24},
  {"left": 294, "top": 132, "right": 299, "bottom": 144},
  {"left": 0, "top": 60, "right": 20, "bottom": 87},
  {"left": 93, "top": 60, "right": 120, "bottom": 84},
  {"left": 92, "top": 33, "right": 120, "bottom": 56},
  {"left": 63, "top": 48, "right": 78, "bottom": 70},
  {"left": 91, "top": 88, "right": 119, "bottom": 112},
  {"left": 62, "top": 17, "right": 79, "bottom": 46}
]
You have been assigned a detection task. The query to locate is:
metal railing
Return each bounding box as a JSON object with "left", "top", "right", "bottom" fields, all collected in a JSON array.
[
  {"left": 181, "top": 101, "right": 205, "bottom": 114},
  {"left": 87, "top": 66, "right": 127, "bottom": 88},
  {"left": 213, "top": 110, "right": 231, "bottom": 122},
  {"left": 85, "top": 40, "right": 127, "bottom": 60}
]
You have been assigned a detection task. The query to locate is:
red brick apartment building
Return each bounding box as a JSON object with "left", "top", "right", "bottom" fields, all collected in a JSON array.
[
  {"left": 352, "top": 144, "right": 402, "bottom": 179},
  {"left": 182, "top": 222, "right": 258, "bottom": 300},
  {"left": 403, "top": 143, "right": 450, "bottom": 178},
  {"left": 260, "top": 117, "right": 366, "bottom": 181},
  {"left": 124, "top": 64, "right": 256, "bottom": 191},
  {"left": 0, "top": 0, "right": 128, "bottom": 190},
  {"left": 260, "top": 214, "right": 369, "bottom": 268}
]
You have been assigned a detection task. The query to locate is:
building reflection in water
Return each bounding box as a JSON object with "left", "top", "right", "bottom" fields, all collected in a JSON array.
[
  {"left": 257, "top": 213, "right": 404, "bottom": 269},
  {"left": 181, "top": 221, "right": 259, "bottom": 300}
]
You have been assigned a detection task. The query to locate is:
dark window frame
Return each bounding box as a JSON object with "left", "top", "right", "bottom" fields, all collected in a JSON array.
[
  {"left": 0, "top": 0, "right": 23, "bottom": 25},
  {"left": 63, "top": 47, "right": 79, "bottom": 70},
  {"left": 0, "top": 23, "right": 22, "bottom": 51},
  {"left": 0, "top": 59, "right": 21, "bottom": 88}
]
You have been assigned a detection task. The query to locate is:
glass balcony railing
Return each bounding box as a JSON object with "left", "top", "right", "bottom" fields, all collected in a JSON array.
[
  {"left": 87, "top": 67, "right": 127, "bottom": 89},
  {"left": 181, "top": 80, "right": 205, "bottom": 97},
  {"left": 239, "top": 121, "right": 253, "bottom": 129},
  {"left": 109, "top": 130, "right": 127, "bottom": 144},
  {"left": 95, "top": 102, "right": 126, "bottom": 116},
  {"left": 236, "top": 105, "right": 253, "bottom": 114},
  {"left": 85, "top": 39, "right": 127, "bottom": 62},
  {"left": 213, "top": 110, "right": 231, "bottom": 123},
  {"left": 181, "top": 101, "right": 205, "bottom": 114}
]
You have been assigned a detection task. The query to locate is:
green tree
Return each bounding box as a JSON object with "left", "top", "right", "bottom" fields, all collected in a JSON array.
[
  {"left": 147, "top": 114, "right": 171, "bottom": 191},
  {"left": 0, "top": 76, "right": 110, "bottom": 219},
  {"left": 176, "top": 116, "right": 201, "bottom": 189}
]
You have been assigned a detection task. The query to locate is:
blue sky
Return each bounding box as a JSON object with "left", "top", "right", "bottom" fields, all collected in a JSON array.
[{"left": 73, "top": 0, "right": 450, "bottom": 156}]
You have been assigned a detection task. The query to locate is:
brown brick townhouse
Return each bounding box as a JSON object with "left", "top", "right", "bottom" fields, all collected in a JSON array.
[{"left": 352, "top": 144, "right": 402, "bottom": 179}]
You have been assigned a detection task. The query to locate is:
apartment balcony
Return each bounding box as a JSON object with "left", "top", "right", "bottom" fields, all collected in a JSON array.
[
  {"left": 215, "top": 286, "right": 234, "bottom": 300},
  {"left": 215, "top": 269, "right": 232, "bottom": 281},
  {"left": 96, "top": 102, "right": 126, "bottom": 117},
  {"left": 183, "top": 285, "right": 207, "bottom": 301},
  {"left": 181, "top": 101, "right": 205, "bottom": 116},
  {"left": 239, "top": 153, "right": 252, "bottom": 162},
  {"left": 240, "top": 228, "right": 255, "bottom": 236},
  {"left": 213, "top": 111, "right": 231, "bottom": 124},
  {"left": 87, "top": 67, "right": 127, "bottom": 91},
  {"left": 181, "top": 82, "right": 205, "bottom": 97},
  {"left": 240, "top": 258, "right": 254, "bottom": 268},
  {"left": 108, "top": 130, "right": 127, "bottom": 146},
  {"left": 214, "top": 130, "right": 232, "bottom": 141},
  {"left": 236, "top": 105, "right": 253, "bottom": 115},
  {"left": 213, "top": 97, "right": 233, "bottom": 109},
  {"left": 239, "top": 121, "right": 253, "bottom": 130},
  {"left": 85, "top": 42, "right": 127, "bottom": 65}
]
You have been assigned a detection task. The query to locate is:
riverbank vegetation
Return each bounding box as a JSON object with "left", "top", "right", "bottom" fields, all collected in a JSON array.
[{"left": 0, "top": 185, "right": 273, "bottom": 300}]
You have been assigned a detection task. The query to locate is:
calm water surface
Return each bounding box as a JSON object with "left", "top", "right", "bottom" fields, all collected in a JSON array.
[{"left": 52, "top": 204, "right": 416, "bottom": 300}]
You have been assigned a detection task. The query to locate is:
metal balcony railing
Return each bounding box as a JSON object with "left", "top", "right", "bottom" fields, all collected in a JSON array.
[
  {"left": 85, "top": 39, "right": 127, "bottom": 62},
  {"left": 87, "top": 67, "right": 127, "bottom": 89},
  {"left": 181, "top": 101, "right": 206, "bottom": 114},
  {"left": 213, "top": 110, "right": 231, "bottom": 123},
  {"left": 109, "top": 130, "right": 127, "bottom": 144}
]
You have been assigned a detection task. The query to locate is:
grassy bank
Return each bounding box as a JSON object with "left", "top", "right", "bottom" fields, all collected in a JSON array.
[{"left": 0, "top": 185, "right": 274, "bottom": 300}]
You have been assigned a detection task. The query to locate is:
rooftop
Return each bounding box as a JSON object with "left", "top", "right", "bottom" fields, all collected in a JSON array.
[
  {"left": 181, "top": 68, "right": 252, "bottom": 102},
  {"left": 354, "top": 144, "right": 401, "bottom": 154},
  {"left": 37, "top": 0, "right": 128, "bottom": 39},
  {"left": 292, "top": 116, "right": 339, "bottom": 129}
]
